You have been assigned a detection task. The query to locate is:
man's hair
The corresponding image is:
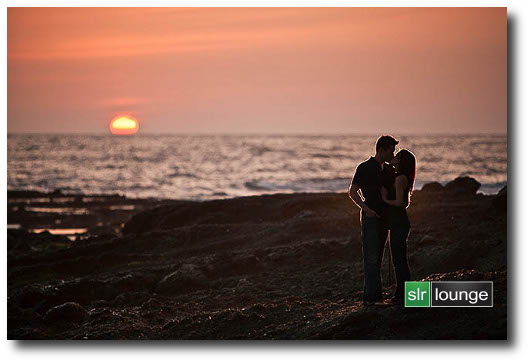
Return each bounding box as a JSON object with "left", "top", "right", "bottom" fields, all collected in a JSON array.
[{"left": 376, "top": 135, "right": 399, "bottom": 152}]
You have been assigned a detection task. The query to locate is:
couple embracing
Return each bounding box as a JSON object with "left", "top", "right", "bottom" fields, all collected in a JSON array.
[{"left": 348, "top": 135, "right": 416, "bottom": 306}]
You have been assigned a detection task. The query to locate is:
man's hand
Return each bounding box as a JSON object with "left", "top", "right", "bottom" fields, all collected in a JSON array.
[
  {"left": 363, "top": 207, "right": 380, "bottom": 218},
  {"left": 350, "top": 183, "right": 380, "bottom": 218}
]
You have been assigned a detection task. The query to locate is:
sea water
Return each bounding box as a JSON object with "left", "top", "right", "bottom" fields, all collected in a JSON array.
[{"left": 7, "top": 134, "right": 507, "bottom": 200}]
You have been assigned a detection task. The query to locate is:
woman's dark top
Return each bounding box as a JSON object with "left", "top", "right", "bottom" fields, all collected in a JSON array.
[{"left": 387, "top": 173, "right": 411, "bottom": 230}]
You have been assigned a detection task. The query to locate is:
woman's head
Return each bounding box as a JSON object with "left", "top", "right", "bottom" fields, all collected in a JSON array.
[{"left": 395, "top": 149, "right": 416, "bottom": 193}]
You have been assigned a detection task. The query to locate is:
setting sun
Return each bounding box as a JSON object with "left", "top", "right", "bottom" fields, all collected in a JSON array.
[{"left": 109, "top": 115, "right": 139, "bottom": 135}]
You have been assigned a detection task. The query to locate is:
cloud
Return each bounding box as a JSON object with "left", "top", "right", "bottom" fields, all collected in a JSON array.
[
  {"left": 7, "top": 8, "right": 382, "bottom": 61},
  {"left": 99, "top": 97, "right": 150, "bottom": 107}
]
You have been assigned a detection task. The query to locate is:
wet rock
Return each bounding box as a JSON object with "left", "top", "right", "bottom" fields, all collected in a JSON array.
[
  {"left": 53, "top": 278, "right": 118, "bottom": 305},
  {"left": 141, "top": 298, "right": 163, "bottom": 310},
  {"left": 296, "top": 210, "right": 315, "bottom": 219},
  {"left": 10, "top": 285, "right": 47, "bottom": 308},
  {"left": 7, "top": 232, "right": 31, "bottom": 251},
  {"left": 229, "top": 255, "right": 263, "bottom": 275},
  {"left": 237, "top": 278, "right": 252, "bottom": 289},
  {"left": 123, "top": 203, "right": 186, "bottom": 234},
  {"left": 444, "top": 177, "right": 481, "bottom": 195},
  {"left": 7, "top": 229, "right": 70, "bottom": 251},
  {"left": 492, "top": 186, "right": 507, "bottom": 211},
  {"left": 83, "top": 232, "right": 119, "bottom": 243},
  {"left": 419, "top": 235, "right": 437, "bottom": 246},
  {"left": 109, "top": 272, "right": 158, "bottom": 293},
  {"left": 112, "top": 292, "right": 152, "bottom": 307},
  {"left": 123, "top": 193, "right": 351, "bottom": 234},
  {"left": 157, "top": 264, "right": 207, "bottom": 295},
  {"left": 421, "top": 182, "right": 444, "bottom": 193},
  {"left": 44, "top": 302, "right": 86, "bottom": 323},
  {"left": 91, "top": 300, "right": 108, "bottom": 307}
]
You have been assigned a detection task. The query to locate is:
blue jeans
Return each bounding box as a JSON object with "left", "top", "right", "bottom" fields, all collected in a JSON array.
[{"left": 361, "top": 215, "right": 388, "bottom": 302}]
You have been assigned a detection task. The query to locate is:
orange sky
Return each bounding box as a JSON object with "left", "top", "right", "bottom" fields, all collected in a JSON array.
[{"left": 7, "top": 7, "right": 506, "bottom": 134}]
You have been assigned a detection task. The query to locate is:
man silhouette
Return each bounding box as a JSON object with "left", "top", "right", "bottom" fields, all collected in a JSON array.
[{"left": 348, "top": 135, "right": 398, "bottom": 305}]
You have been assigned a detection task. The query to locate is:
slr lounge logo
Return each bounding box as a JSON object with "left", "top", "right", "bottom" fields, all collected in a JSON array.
[{"left": 405, "top": 281, "right": 493, "bottom": 307}]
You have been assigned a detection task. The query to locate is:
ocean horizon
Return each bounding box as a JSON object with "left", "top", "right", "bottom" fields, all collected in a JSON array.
[{"left": 7, "top": 133, "right": 507, "bottom": 200}]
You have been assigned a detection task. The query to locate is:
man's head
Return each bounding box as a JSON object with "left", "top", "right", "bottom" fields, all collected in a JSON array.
[{"left": 375, "top": 135, "right": 399, "bottom": 163}]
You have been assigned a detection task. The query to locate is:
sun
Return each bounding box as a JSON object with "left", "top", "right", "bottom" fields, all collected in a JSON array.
[{"left": 109, "top": 115, "right": 139, "bottom": 135}]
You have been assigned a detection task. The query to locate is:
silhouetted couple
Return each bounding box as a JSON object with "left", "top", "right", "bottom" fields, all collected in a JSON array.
[{"left": 348, "top": 135, "right": 416, "bottom": 306}]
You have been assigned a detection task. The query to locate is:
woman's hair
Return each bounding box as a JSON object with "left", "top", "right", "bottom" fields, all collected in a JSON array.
[{"left": 396, "top": 149, "right": 416, "bottom": 194}]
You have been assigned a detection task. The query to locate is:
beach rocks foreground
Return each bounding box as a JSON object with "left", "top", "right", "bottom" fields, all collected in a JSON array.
[{"left": 7, "top": 178, "right": 507, "bottom": 339}]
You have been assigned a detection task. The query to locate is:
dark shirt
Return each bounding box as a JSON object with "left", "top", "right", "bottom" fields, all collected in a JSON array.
[
  {"left": 387, "top": 174, "right": 411, "bottom": 229},
  {"left": 350, "top": 157, "right": 394, "bottom": 217},
  {"left": 392, "top": 173, "right": 411, "bottom": 209}
]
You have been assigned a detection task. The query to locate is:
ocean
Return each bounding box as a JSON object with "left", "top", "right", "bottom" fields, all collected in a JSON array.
[{"left": 7, "top": 134, "right": 507, "bottom": 200}]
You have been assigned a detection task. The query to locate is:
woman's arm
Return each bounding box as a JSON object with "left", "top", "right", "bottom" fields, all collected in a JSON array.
[{"left": 382, "top": 175, "right": 407, "bottom": 207}]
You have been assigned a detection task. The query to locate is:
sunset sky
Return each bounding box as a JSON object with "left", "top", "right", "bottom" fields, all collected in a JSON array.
[{"left": 7, "top": 7, "right": 506, "bottom": 134}]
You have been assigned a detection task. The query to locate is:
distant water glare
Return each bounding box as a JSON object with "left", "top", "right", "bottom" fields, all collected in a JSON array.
[{"left": 8, "top": 134, "right": 507, "bottom": 200}]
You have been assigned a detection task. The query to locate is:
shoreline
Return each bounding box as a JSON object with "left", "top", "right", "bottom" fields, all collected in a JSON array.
[
  {"left": 7, "top": 177, "right": 507, "bottom": 205},
  {"left": 7, "top": 177, "right": 507, "bottom": 241}
]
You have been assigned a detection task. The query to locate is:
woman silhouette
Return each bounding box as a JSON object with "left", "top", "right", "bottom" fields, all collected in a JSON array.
[{"left": 381, "top": 149, "right": 416, "bottom": 305}]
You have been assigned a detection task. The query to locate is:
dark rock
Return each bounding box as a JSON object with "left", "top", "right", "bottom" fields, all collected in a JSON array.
[
  {"left": 11, "top": 285, "right": 47, "bottom": 308},
  {"left": 157, "top": 264, "right": 207, "bottom": 295},
  {"left": 444, "top": 177, "right": 481, "bottom": 195},
  {"left": 55, "top": 278, "right": 116, "bottom": 304},
  {"left": 7, "top": 190, "right": 50, "bottom": 199},
  {"left": 236, "top": 278, "right": 252, "bottom": 289},
  {"left": 492, "top": 186, "right": 507, "bottom": 211},
  {"left": 419, "top": 235, "right": 437, "bottom": 246},
  {"left": 84, "top": 232, "right": 119, "bottom": 242},
  {"left": 421, "top": 182, "right": 444, "bottom": 193},
  {"left": 141, "top": 298, "right": 163, "bottom": 310},
  {"left": 228, "top": 255, "right": 263, "bottom": 275},
  {"left": 7, "top": 229, "right": 70, "bottom": 251},
  {"left": 44, "top": 302, "right": 86, "bottom": 323},
  {"left": 7, "top": 189, "right": 506, "bottom": 339},
  {"left": 91, "top": 300, "right": 108, "bottom": 307},
  {"left": 123, "top": 203, "right": 184, "bottom": 234},
  {"left": 7, "top": 231, "right": 30, "bottom": 251},
  {"left": 110, "top": 273, "right": 158, "bottom": 293},
  {"left": 111, "top": 292, "right": 152, "bottom": 307},
  {"left": 123, "top": 193, "right": 350, "bottom": 234}
]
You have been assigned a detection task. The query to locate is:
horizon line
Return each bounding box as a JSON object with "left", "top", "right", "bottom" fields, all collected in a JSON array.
[{"left": 6, "top": 131, "right": 508, "bottom": 137}]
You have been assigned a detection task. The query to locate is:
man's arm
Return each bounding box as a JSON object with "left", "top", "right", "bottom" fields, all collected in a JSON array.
[{"left": 349, "top": 183, "right": 379, "bottom": 217}]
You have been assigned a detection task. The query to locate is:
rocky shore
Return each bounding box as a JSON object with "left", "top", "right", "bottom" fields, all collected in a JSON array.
[{"left": 7, "top": 177, "right": 507, "bottom": 339}]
